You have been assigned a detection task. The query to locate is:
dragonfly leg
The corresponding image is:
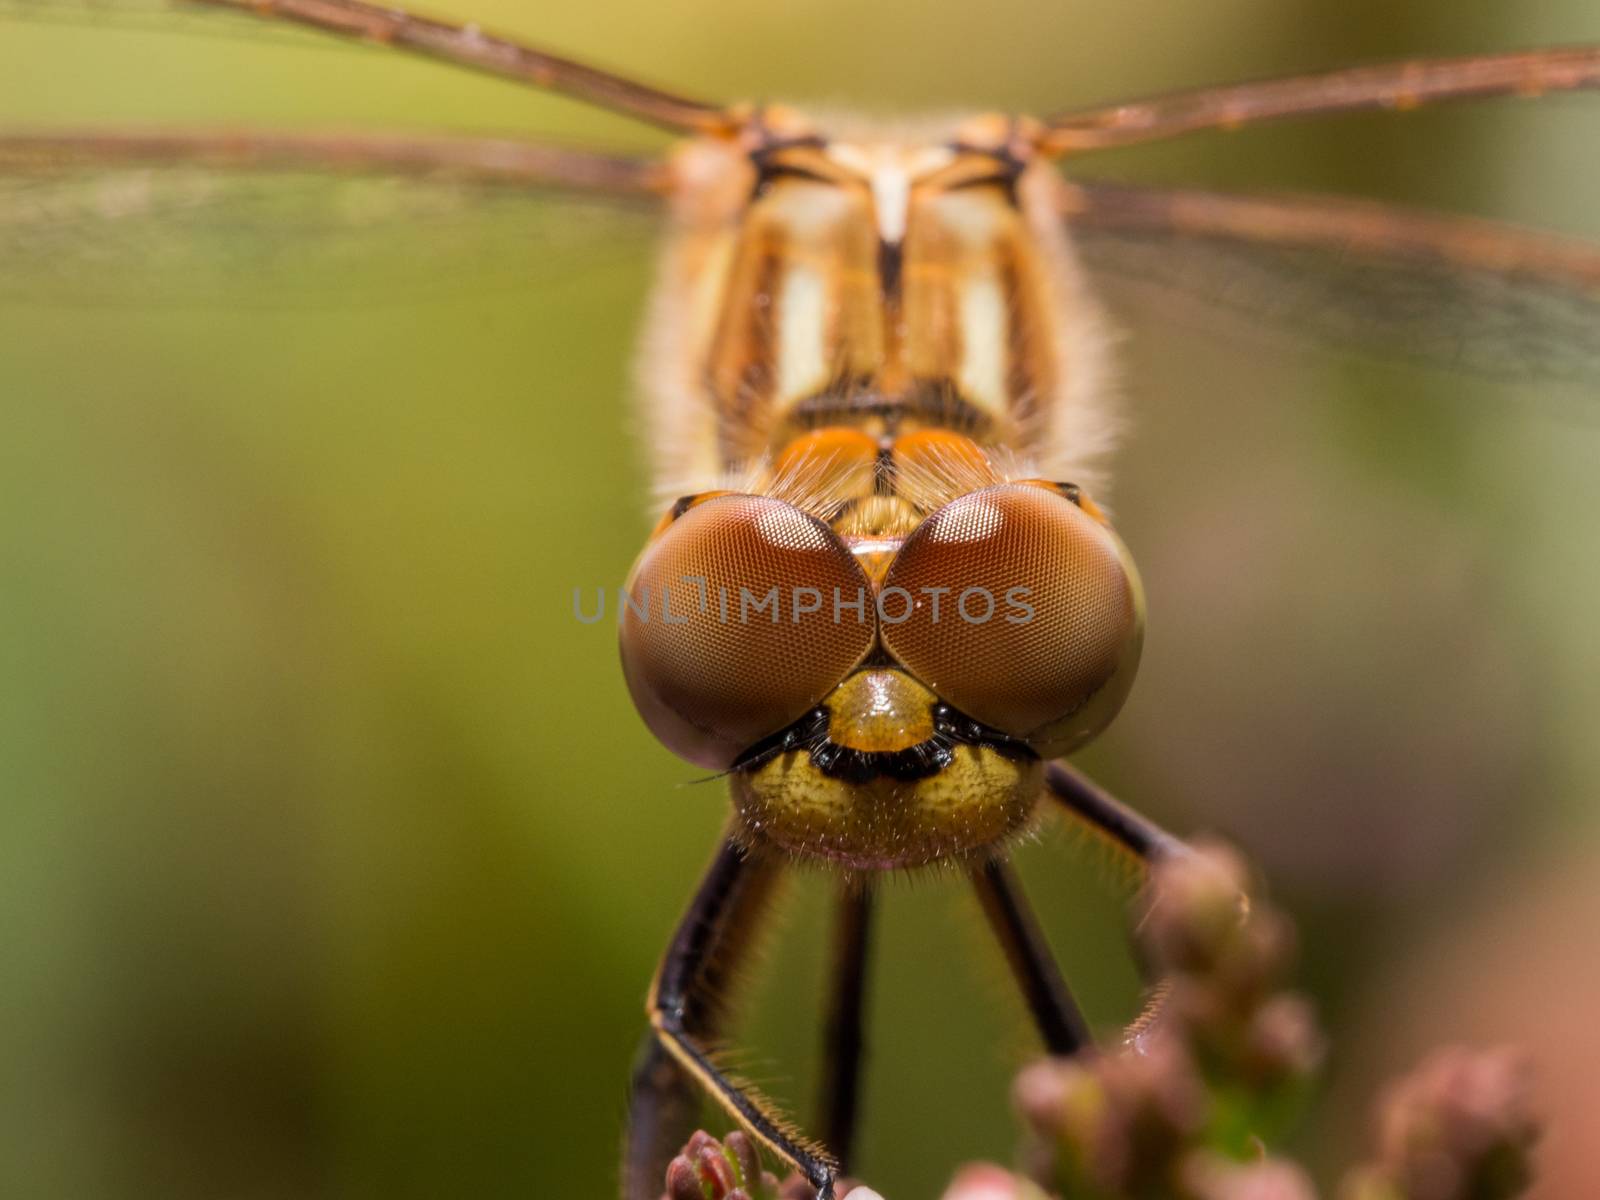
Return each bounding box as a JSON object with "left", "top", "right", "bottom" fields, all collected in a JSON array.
[
  {"left": 1044, "top": 761, "right": 1191, "bottom": 869},
  {"left": 971, "top": 857, "right": 1091, "bottom": 1055},
  {"left": 816, "top": 879, "right": 873, "bottom": 1173},
  {"left": 1043, "top": 761, "right": 1203, "bottom": 1039},
  {"left": 627, "top": 837, "right": 838, "bottom": 1200},
  {"left": 622, "top": 1035, "right": 702, "bottom": 1200}
]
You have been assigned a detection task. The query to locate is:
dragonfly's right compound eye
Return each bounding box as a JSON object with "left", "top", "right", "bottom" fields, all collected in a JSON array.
[
  {"left": 879, "top": 483, "right": 1144, "bottom": 758},
  {"left": 619, "top": 494, "right": 876, "bottom": 770}
]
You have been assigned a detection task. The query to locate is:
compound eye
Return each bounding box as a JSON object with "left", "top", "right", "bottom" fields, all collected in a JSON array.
[
  {"left": 620, "top": 494, "right": 875, "bottom": 769},
  {"left": 880, "top": 483, "right": 1143, "bottom": 755}
]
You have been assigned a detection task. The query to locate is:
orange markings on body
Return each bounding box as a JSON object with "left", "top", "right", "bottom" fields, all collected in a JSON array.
[
  {"left": 774, "top": 427, "right": 879, "bottom": 478},
  {"left": 891, "top": 428, "right": 992, "bottom": 476}
]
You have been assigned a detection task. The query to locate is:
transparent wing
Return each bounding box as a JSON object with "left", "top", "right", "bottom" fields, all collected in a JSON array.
[
  {"left": 1039, "top": 47, "right": 1600, "bottom": 156},
  {"left": 0, "top": 134, "right": 663, "bottom": 308},
  {"left": 0, "top": 0, "right": 728, "bottom": 133},
  {"left": 1065, "top": 180, "right": 1600, "bottom": 384},
  {"left": 0, "top": 0, "right": 352, "bottom": 51}
]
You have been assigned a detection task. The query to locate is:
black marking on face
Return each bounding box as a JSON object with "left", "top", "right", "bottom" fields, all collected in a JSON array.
[{"left": 734, "top": 703, "right": 1036, "bottom": 783}]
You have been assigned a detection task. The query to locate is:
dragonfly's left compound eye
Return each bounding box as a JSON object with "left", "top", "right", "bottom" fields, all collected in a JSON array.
[
  {"left": 880, "top": 483, "right": 1144, "bottom": 757},
  {"left": 619, "top": 494, "right": 876, "bottom": 770}
]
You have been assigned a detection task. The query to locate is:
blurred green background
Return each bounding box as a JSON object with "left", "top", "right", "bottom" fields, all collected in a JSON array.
[{"left": 2, "top": 1, "right": 1599, "bottom": 1197}]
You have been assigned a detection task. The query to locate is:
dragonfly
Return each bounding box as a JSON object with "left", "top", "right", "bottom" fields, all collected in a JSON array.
[{"left": 4, "top": 4, "right": 1600, "bottom": 1198}]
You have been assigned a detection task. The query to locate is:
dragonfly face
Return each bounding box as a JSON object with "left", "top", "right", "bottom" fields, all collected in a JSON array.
[{"left": 620, "top": 110, "right": 1143, "bottom": 867}]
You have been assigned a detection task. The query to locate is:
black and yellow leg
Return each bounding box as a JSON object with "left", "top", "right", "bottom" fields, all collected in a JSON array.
[
  {"left": 971, "top": 857, "right": 1090, "bottom": 1054},
  {"left": 626, "top": 836, "right": 838, "bottom": 1200},
  {"left": 1043, "top": 760, "right": 1195, "bottom": 1032},
  {"left": 1044, "top": 761, "right": 1189, "bottom": 869},
  {"left": 816, "top": 879, "right": 873, "bottom": 1173},
  {"left": 622, "top": 1038, "right": 702, "bottom": 1200}
]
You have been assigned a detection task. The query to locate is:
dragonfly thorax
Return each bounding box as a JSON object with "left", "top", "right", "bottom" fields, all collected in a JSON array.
[{"left": 639, "top": 111, "right": 1119, "bottom": 509}]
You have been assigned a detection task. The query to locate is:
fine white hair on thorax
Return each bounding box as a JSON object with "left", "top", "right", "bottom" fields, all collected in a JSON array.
[
  {"left": 634, "top": 112, "right": 1123, "bottom": 512},
  {"left": 1011, "top": 163, "right": 1123, "bottom": 501}
]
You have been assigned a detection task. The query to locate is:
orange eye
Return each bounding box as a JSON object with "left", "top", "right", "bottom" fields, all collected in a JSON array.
[
  {"left": 619, "top": 494, "right": 876, "bottom": 769},
  {"left": 880, "top": 483, "right": 1143, "bottom": 756}
]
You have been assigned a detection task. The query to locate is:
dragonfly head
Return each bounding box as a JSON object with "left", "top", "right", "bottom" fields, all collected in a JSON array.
[{"left": 618, "top": 473, "right": 1144, "bottom": 868}]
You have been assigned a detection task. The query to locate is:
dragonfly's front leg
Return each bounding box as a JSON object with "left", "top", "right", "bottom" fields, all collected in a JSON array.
[
  {"left": 1044, "top": 761, "right": 1191, "bottom": 870},
  {"left": 622, "top": 1038, "right": 702, "bottom": 1200},
  {"left": 625, "top": 836, "right": 838, "bottom": 1200},
  {"left": 1042, "top": 761, "right": 1205, "bottom": 1036}
]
